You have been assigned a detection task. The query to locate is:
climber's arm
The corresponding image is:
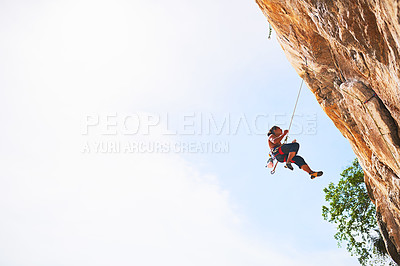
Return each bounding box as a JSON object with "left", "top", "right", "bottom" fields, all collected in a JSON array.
[{"left": 270, "top": 130, "right": 288, "bottom": 144}]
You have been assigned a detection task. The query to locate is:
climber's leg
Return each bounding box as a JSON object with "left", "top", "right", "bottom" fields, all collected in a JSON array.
[
  {"left": 289, "top": 155, "right": 322, "bottom": 178},
  {"left": 291, "top": 155, "right": 323, "bottom": 179},
  {"left": 282, "top": 143, "right": 300, "bottom": 170},
  {"left": 300, "top": 164, "right": 312, "bottom": 173},
  {"left": 290, "top": 155, "right": 306, "bottom": 169}
]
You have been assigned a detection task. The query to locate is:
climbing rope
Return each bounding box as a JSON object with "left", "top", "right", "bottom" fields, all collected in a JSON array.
[
  {"left": 284, "top": 78, "right": 304, "bottom": 143},
  {"left": 268, "top": 22, "right": 273, "bottom": 39},
  {"left": 363, "top": 92, "right": 376, "bottom": 104},
  {"left": 270, "top": 77, "right": 304, "bottom": 174}
]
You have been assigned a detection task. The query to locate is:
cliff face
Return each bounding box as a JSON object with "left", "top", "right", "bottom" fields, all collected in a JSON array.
[{"left": 256, "top": 0, "right": 400, "bottom": 263}]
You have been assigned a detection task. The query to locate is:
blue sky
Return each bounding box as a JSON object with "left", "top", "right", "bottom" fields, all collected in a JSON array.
[{"left": 0, "top": 0, "right": 360, "bottom": 265}]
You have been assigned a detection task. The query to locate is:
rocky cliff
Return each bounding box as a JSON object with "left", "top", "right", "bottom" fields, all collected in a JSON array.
[{"left": 256, "top": 0, "right": 400, "bottom": 263}]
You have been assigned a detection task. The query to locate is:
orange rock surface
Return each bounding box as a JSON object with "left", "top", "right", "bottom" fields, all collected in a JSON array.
[{"left": 256, "top": 0, "right": 400, "bottom": 263}]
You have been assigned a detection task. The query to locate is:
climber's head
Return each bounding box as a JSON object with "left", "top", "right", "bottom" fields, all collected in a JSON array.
[{"left": 267, "top": 125, "right": 282, "bottom": 136}]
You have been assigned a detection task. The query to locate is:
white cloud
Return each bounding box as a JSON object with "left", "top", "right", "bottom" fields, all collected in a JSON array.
[
  {"left": 0, "top": 1, "right": 360, "bottom": 265},
  {"left": 0, "top": 133, "right": 284, "bottom": 266},
  {"left": 0, "top": 124, "right": 359, "bottom": 266}
]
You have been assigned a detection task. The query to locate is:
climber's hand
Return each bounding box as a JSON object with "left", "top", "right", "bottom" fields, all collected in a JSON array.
[
  {"left": 292, "top": 139, "right": 297, "bottom": 143},
  {"left": 283, "top": 129, "right": 289, "bottom": 135}
]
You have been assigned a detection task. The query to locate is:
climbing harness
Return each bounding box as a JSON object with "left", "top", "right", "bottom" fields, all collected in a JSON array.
[{"left": 267, "top": 145, "right": 282, "bottom": 174}]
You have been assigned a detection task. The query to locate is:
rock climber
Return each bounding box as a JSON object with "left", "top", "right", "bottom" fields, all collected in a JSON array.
[{"left": 267, "top": 125, "right": 323, "bottom": 179}]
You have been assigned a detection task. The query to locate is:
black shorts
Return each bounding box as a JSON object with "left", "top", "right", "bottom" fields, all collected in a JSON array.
[{"left": 272, "top": 143, "right": 307, "bottom": 168}]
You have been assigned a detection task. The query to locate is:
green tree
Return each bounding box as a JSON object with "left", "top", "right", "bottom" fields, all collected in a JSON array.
[{"left": 322, "top": 159, "right": 395, "bottom": 265}]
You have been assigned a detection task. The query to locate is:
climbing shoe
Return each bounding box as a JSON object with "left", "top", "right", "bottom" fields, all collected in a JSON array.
[
  {"left": 285, "top": 162, "right": 294, "bottom": 171},
  {"left": 310, "top": 171, "right": 323, "bottom": 179}
]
